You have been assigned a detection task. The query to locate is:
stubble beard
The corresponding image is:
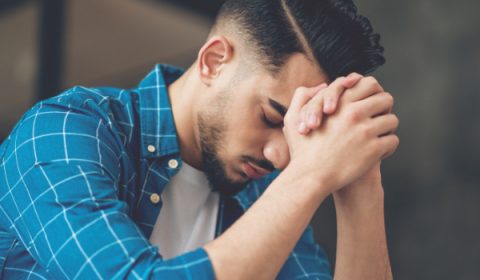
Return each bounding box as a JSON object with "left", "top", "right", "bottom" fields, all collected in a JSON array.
[{"left": 197, "top": 108, "right": 250, "bottom": 197}]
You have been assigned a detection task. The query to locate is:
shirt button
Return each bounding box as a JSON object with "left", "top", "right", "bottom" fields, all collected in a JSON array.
[
  {"left": 168, "top": 159, "right": 179, "bottom": 169},
  {"left": 150, "top": 193, "right": 161, "bottom": 204},
  {"left": 147, "top": 145, "right": 156, "bottom": 153}
]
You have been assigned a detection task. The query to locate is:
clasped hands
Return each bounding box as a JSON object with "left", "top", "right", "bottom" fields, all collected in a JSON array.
[{"left": 283, "top": 73, "right": 399, "bottom": 197}]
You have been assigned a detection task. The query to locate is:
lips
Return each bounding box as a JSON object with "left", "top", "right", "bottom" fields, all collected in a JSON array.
[{"left": 242, "top": 162, "right": 271, "bottom": 179}]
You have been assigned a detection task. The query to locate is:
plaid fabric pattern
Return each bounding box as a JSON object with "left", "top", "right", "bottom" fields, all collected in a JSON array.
[{"left": 0, "top": 64, "right": 331, "bottom": 279}]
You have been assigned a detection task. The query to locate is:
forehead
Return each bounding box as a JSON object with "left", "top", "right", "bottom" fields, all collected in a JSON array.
[{"left": 260, "top": 53, "right": 329, "bottom": 108}]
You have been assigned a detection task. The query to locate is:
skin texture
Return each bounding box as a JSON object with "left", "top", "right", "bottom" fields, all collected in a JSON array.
[
  {"left": 169, "top": 34, "right": 330, "bottom": 195},
  {"left": 168, "top": 26, "right": 397, "bottom": 279}
]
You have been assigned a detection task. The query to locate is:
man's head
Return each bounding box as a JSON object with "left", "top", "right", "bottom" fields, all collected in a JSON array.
[{"left": 188, "top": 0, "right": 385, "bottom": 196}]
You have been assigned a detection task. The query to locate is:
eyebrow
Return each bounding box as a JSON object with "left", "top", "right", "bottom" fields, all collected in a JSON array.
[{"left": 268, "top": 98, "right": 288, "bottom": 117}]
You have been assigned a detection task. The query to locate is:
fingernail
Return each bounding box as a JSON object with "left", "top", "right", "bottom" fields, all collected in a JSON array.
[
  {"left": 308, "top": 114, "right": 317, "bottom": 126},
  {"left": 298, "top": 122, "right": 307, "bottom": 133}
]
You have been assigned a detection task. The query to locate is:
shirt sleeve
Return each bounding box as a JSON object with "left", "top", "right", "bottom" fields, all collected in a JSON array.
[
  {"left": 277, "top": 226, "right": 333, "bottom": 280},
  {"left": 0, "top": 101, "right": 215, "bottom": 279}
]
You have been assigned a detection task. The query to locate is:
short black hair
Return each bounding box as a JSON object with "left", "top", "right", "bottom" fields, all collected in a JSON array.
[{"left": 214, "top": 0, "right": 385, "bottom": 81}]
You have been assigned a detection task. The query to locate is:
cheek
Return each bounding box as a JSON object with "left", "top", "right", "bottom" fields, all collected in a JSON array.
[
  {"left": 222, "top": 113, "right": 268, "bottom": 158},
  {"left": 218, "top": 90, "right": 269, "bottom": 158}
]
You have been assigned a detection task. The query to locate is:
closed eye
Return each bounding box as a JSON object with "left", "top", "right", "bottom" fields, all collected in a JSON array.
[{"left": 262, "top": 110, "right": 283, "bottom": 129}]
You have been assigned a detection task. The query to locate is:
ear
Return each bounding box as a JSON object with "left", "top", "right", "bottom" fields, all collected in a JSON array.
[{"left": 197, "top": 36, "right": 234, "bottom": 86}]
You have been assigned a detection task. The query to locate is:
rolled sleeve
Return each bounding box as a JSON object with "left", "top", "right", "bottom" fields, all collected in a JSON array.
[{"left": 277, "top": 226, "right": 332, "bottom": 280}]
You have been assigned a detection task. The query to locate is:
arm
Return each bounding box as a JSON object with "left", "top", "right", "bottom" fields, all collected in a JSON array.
[
  {"left": 0, "top": 101, "right": 215, "bottom": 279},
  {"left": 204, "top": 76, "right": 399, "bottom": 279},
  {"left": 298, "top": 74, "right": 394, "bottom": 279},
  {"left": 333, "top": 165, "right": 393, "bottom": 280},
  {"left": 204, "top": 165, "right": 331, "bottom": 279}
]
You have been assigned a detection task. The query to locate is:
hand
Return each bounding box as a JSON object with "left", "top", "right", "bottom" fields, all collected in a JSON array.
[
  {"left": 283, "top": 76, "right": 399, "bottom": 194},
  {"left": 297, "top": 73, "right": 363, "bottom": 135},
  {"left": 297, "top": 74, "right": 397, "bottom": 199}
]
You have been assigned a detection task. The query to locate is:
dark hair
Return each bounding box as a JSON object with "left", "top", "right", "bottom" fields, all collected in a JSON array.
[{"left": 214, "top": 0, "right": 385, "bottom": 81}]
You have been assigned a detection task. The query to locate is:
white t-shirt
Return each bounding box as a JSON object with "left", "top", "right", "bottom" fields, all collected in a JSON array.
[{"left": 149, "top": 162, "right": 220, "bottom": 259}]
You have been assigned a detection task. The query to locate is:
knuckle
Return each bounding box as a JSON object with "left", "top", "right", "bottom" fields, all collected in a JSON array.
[
  {"left": 383, "top": 92, "right": 394, "bottom": 106},
  {"left": 369, "top": 83, "right": 382, "bottom": 94},
  {"left": 384, "top": 135, "right": 400, "bottom": 154},
  {"left": 393, "top": 135, "right": 400, "bottom": 147},
  {"left": 380, "top": 141, "right": 389, "bottom": 155},
  {"left": 365, "top": 76, "right": 382, "bottom": 92},
  {"left": 365, "top": 76, "right": 378, "bottom": 85},
  {"left": 345, "top": 107, "right": 361, "bottom": 123},
  {"left": 361, "top": 124, "right": 374, "bottom": 138}
]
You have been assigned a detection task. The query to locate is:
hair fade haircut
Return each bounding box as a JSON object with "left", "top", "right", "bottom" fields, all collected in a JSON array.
[{"left": 214, "top": 0, "right": 386, "bottom": 81}]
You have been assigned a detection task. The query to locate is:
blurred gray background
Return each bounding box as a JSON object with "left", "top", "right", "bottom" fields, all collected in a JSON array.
[{"left": 0, "top": 0, "right": 478, "bottom": 279}]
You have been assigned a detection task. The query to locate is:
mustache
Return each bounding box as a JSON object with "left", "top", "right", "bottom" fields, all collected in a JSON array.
[{"left": 242, "top": 155, "right": 275, "bottom": 172}]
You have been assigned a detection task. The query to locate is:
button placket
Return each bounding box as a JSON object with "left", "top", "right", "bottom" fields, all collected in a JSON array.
[
  {"left": 168, "top": 159, "right": 179, "bottom": 169},
  {"left": 147, "top": 145, "right": 156, "bottom": 153},
  {"left": 150, "top": 193, "right": 161, "bottom": 204}
]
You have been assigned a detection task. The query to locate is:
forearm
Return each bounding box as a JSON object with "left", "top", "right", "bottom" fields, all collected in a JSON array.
[
  {"left": 333, "top": 185, "right": 393, "bottom": 280},
  {"left": 204, "top": 167, "right": 328, "bottom": 280}
]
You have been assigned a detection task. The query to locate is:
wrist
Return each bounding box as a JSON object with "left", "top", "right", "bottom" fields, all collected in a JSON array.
[
  {"left": 278, "top": 163, "right": 331, "bottom": 206},
  {"left": 333, "top": 182, "right": 384, "bottom": 217}
]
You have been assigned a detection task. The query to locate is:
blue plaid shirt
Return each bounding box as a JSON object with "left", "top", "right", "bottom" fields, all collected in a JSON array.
[{"left": 0, "top": 64, "right": 332, "bottom": 279}]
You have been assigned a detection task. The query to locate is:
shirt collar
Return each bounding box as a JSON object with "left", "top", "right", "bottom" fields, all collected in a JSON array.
[{"left": 136, "top": 64, "right": 185, "bottom": 159}]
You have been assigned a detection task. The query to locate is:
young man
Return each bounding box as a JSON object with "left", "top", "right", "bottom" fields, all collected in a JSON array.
[{"left": 0, "top": 0, "right": 398, "bottom": 279}]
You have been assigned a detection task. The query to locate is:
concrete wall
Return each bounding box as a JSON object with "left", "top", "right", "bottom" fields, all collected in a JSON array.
[{"left": 313, "top": 0, "right": 480, "bottom": 278}]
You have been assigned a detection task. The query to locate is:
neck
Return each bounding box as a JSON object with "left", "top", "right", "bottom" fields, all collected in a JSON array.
[{"left": 168, "top": 66, "right": 203, "bottom": 170}]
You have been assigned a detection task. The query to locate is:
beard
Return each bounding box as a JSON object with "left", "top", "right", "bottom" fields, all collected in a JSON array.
[{"left": 197, "top": 108, "right": 251, "bottom": 197}]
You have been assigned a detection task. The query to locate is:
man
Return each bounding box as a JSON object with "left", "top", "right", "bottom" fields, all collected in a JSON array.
[{"left": 0, "top": 0, "right": 398, "bottom": 279}]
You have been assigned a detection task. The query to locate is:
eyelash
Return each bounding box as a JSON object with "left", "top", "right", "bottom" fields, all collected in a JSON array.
[{"left": 262, "top": 111, "right": 282, "bottom": 129}]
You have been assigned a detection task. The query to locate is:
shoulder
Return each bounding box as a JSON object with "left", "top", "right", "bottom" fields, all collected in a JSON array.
[
  {"left": 0, "top": 86, "right": 135, "bottom": 170},
  {"left": 41, "top": 85, "right": 138, "bottom": 120}
]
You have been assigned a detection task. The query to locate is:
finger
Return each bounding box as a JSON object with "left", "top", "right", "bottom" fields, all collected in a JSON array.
[
  {"left": 377, "top": 134, "right": 400, "bottom": 160},
  {"left": 287, "top": 84, "right": 326, "bottom": 133},
  {"left": 300, "top": 74, "right": 364, "bottom": 133},
  {"left": 343, "top": 76, "right": 385, "bottom": 103},
  {"left": 315, "top": 75, "right": 357, "bottom": 115},
  {"left": 369, "top": 113, "right": 399, "bottom": 137},
  {"left": 323, "top": 73, "right": 363, "bottom": 114},
  {"left": 355, "top": 92, "right": 394, "bottom": 118},
  {"left": 289, "top": 84, "right": 326, "bottom": 114},
  {"left": 342, "top": 72, "right": 364, "bottom": 88},
  {"left": 298, "top": 92, "right": 325, "bottom": 134}
]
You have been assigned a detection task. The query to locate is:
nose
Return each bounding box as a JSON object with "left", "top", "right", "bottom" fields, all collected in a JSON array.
[{"left": 263, "top": 134, "right": 290, "bottom": 170}]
